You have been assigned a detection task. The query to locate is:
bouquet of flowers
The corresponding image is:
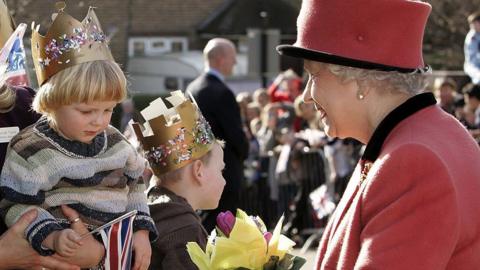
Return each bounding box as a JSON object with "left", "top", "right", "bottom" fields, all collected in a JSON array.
[{"left": 186, "top": 209, "right": 306, "bottom": 270}]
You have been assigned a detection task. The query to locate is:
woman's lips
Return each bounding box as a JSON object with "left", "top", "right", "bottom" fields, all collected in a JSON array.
[{"left": 314, "top": 103, "right": 327, "bottom": 119}]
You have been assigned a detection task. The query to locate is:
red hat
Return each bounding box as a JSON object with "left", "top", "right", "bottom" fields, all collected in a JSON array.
[{"left": 277, "top": 0, "right": 431, "bottom": 73}]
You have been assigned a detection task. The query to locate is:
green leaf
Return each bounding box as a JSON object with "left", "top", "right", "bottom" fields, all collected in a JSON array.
[
  {"left": 290, "top": 256, "right": 307, "bottom": 270},
  {"left": 263, "top": 256, "right": 280, "bottom": 270}
]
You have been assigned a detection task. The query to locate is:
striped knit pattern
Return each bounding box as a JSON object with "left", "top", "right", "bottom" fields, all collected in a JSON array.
[{"left": 0, "top": 118, "right": 157, "bottom": 255}]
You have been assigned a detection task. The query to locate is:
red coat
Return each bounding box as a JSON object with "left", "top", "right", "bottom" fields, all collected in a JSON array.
[{"left": 316, "top": 97, "right": 480, "bottom": 269}]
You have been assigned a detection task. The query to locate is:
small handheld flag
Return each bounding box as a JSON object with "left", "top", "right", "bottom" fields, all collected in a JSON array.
[
  {"left": 0, "top": 23, "right": 29, "bottom": 86},
  {"left": 84, "top": 210, "right": 137, "bottom": 270}
]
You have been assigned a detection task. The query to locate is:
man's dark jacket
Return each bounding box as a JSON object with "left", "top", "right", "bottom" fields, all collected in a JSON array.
[{"left": 186, "top": 73, "right": 249, "bottom": 231}]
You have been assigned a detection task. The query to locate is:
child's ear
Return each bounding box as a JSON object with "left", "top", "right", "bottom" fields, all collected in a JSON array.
[{"left": 191, "top": 159, "right": 205, "bottom": 185}]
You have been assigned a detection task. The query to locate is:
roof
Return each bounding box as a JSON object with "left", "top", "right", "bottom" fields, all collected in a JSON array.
[
  {"left": 129, "top": 0, "right": 225, "bottom": 35},
  {"left": 197, "top": 0, "right": 300, "bottom": 36}
]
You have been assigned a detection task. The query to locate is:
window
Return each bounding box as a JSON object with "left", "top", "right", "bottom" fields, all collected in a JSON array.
[
  {"left": 133, "top": 42, "right": 145, "bottom": 56},
  {"left": 152, "top": 41, "right": 166, "bottom": 49},
  {"left": 164, "top": 77, "right": 179, "bottom": 90},
  {"left": 171, "top": 42, "right": 184, "bottom": 53},
  {"left": 128, "top": 37, "right": 188, "bottom": 57}
]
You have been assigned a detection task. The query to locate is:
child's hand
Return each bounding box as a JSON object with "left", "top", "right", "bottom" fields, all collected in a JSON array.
[
  {"left": 54, "top": 229, "right": 83, "bottom": 257},
  {"left": 58, "top": 205, "right": 105, "bottom": 268},
  {"left": 132, "top": 230, "right": 151, "bottom": 270},
  {"left": 43, "top": 229, "right": 82, "bottom": 257}
]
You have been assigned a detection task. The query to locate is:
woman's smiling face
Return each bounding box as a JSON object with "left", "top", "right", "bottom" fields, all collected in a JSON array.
[{"left": 302, "top": 60, "right": 361, "bottom": 139}]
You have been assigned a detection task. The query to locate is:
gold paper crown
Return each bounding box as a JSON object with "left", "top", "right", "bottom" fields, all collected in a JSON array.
[
  {"left": 31, "top": 2, "right": 114, "bottom": 86},
  {"left": 0, "top": 0, "right": 15, "bottom": 48},
  {"left": 132, "top": 91, "right": 215, "bottom": 176}
]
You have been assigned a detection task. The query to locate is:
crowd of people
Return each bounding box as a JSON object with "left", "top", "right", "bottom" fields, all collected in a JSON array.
[
  {"left": 276, "top": 0, "right": 480, "bottom": 268},
  {"left": 228, "top": 56, "right": 480, "bottom": 242},
  {"left": 432, "top": 78, "right": 480, "bottom": 143},
  {"left": 0, "top": 0, "right": 480, "bottom": 269},
  {"left": 231, "top": 73, "right": 360, "bottom": 231}
]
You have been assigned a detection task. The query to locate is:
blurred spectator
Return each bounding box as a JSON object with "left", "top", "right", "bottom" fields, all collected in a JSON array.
[
  {"left": 187, "top": 38, "right": 249, "bottom": 232},
  {"left": 462, "top": 83, "right": 480, "bottom": 141},
  {"left": 434, "top": 77, "right": 459, "bottom": 115},
  {"left": 459, "top": 105, "right": 478, "bottom": 130},
  {"left": 462, "top": 83, "right": 480, "bottom": 124},
  {"left": 268, "top": 69, "right": 302, "bottom": 103},
  {"left": 272, "top": 127, "right": 298, "bottom": 216},
  {"left": 119, "top": 98, "right": 141, "bottom": 133},
  {"left": 246, "top": 103, "right": 262, "bottom": 135},
  {"left": 324, "top": 138, "right": 355, "bottom": 202},
  {"left": 453, "top": 95, "right": 466, "bottom": 121},
  {"left": 236, "top": 91, "right": 252, "bottom": 123},
  {"left": 253, "top": 88, "right": 270, "bottom": 110},
  {"left": 257, "top": 102, "right": 296, "bottom": 154},
  {"left": 257, "top": 103, "right": 282, "bottom": 157},
  {"left": 294, "top": 95, "right": 320, "bottom": 131},
  {"left": 243, "top": 129, "right": 261, "bottom": 187},
  {"left": 464, "top": 12, "right": 480, "bottom": 84}
]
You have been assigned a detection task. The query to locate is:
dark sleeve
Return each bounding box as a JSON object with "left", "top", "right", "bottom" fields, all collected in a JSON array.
[
  {"left": 0, "top": 219, "right": 6, "bottom": 235},
  {"left": 0, "top": 87, "right": 40, "bottom": 169},
  {"left": 151, "top": 224, "right": 206, "bottom": 270},
  {"left": 161, "top": 247, "right": 199, "bottom": 270},
  {"left": 13, "top": 86, "right": 41, "bottom": 128},
  {"left": 215, "top": 89, "right": 249, "bottom": 160}
]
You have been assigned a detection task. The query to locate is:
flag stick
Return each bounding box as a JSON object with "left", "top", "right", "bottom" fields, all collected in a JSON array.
[{"left": 80, "top": 210, "right": 137, "bottom": 239}]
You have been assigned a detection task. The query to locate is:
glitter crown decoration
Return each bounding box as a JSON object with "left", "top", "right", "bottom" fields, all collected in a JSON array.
[
  {"left": 31, "top": 2, "right": 114, "bottom": 86},
  {"left": 132, "top": 90, "right": 215, "bottom": 176}
]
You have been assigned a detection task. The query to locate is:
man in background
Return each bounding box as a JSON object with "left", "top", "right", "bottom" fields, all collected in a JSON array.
[
  {"left": 464, "top": 12, "right": 480, "bottom": 84},
  {"left": 187, "top": 38, "right": 249, "bottom": 232}
]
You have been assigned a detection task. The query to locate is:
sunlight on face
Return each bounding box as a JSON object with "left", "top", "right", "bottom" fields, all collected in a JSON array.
[
  {"left": 52, "top": 100, "right": 118, "bottom": 143},
  {"left": 302, "top": 61, "right": 360, "bottom": 139},
  {"left": 201, "top": 143, "right": 226, "bottom": 210}
]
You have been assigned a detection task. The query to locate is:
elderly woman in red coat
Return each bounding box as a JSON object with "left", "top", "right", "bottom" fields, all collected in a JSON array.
[{"left": 277, "top": 0, "right": 480, "bottom": 269}]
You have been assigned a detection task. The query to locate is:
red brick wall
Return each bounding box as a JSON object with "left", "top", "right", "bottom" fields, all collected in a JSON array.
[
  {"left": 8, "top": 0, "right": 129, "bottom": 66},
  {"left": 129, "top": 0, "right": 224, "bottom": 36},
  {"left": 7, "top": 0, "right": 226, "bottom": 66}
]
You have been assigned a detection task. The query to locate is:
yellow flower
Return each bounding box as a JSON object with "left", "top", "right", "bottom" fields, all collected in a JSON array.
[
  {"left": 186, "top": 242, "right": 211, "bottom": 270},
  {"left": 267, "top": 215, "right": 296, "bottom": 260},
  {"left": 186, "top": 209, "right": 297, "bottom": 270},
  {"left": 210, "top": 210, "right": 268, "bottom": 269}
]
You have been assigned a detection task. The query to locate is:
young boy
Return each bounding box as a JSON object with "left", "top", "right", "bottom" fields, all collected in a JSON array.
[
  {"left": 132, "top": 91, "right": 225, "bottom": 269},
  {"left": 0, "top": 4, "right": 156, "bottom": 269}
]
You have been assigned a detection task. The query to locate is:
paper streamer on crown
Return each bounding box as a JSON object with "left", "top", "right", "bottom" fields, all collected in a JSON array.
[
  {"left": 132, "top": 90, "right": 215, "bottom": 176},
  {"left": 0, "top": 0, "right": 15, "bottom": 48},
  {"left": 31, "top": 1, "right": 114, "bottom": 86}
]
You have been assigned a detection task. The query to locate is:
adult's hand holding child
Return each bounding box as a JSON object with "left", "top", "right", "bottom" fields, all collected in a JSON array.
[{"left": 0, "top": 209, "right": 79, "bottom": 270}]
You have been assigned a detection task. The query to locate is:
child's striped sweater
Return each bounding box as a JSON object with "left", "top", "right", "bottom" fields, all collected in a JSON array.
[{"left": 0, "top": 118, "right": 157, "bottom": 255}]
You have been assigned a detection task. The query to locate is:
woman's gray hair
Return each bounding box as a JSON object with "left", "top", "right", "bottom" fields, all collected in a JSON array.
[{"left": 326, "top": 63, "right": 429, "bottom": 95}]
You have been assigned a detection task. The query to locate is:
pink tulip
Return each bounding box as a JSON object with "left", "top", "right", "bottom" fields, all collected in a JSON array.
[
  {"left": 263, "top": 232, "right": 272, "bottom": 244},
  {"left": 216, "top": 211, "right": 235, "bottom": 237}
]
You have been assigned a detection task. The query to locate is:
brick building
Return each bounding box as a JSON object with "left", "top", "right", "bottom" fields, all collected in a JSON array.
[{"left": 8, "top": 0, "right": 301, "bottom": 93}]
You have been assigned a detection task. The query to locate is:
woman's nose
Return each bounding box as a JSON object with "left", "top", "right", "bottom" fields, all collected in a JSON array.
[{"left": 302, "top": 79, "right": 313, "bottom": 103}]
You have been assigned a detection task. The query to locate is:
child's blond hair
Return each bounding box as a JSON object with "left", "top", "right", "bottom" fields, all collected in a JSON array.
[
  {"left": 0, "top": 84, "right": 16, "bottom": 113},
  {"left": 32, "top": 60, "right": 127, "bottom": 115}
]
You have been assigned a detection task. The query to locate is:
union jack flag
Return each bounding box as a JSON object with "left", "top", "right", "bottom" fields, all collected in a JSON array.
[
  {"left": 97, "top": 210, "right": 137, "bottom": 270},
  {"left": 0, "top": 23, "right": 29, "bottom": 86}
]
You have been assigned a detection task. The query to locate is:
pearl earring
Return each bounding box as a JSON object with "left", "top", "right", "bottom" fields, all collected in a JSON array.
[{"left": 358, "top": 93, "right": 364, "bottom": 100}]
